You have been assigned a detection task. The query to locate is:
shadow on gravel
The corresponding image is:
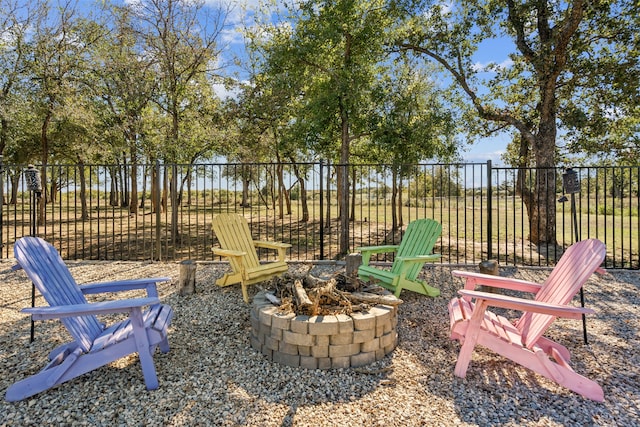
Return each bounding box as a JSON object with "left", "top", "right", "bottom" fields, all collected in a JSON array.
[{"left": 1, "top": 262, "right": 638, "bottom": 426}]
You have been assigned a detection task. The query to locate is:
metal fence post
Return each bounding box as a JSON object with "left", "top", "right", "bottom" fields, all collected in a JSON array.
[
  {"left": 487, "top": 160, "right": 493, "bottom": 260},
  {"left": 155, "top": 160, "right": 162, "bottom": 261},
  {"left": 171, "top": 163, "right": 178, "bottom": 258},
  {"left": 319, "top": 159, "right": 324, "bottom": 260},
  {"left": 0, "top": 156, "right": 4, "bottom": 255}
]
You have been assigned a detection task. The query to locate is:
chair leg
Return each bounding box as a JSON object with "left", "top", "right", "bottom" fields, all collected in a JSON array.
[
  {"left": 5, "top": 370, "right": 59, "bottom": 402},
  {"left": 454, "top": 338, "right": 476, "bottom": 378},
  {"left": 241, "top": 282, "right": 250, "bottom": 303},
  {"left": 5, "top": 347, "right": 83, "bottom": 401},
  {"left": 453, "top": 301, "right": 487, "bottom": 377},
  {"left": 158, "top": 337, "right": 171, "bottom": 354},
  {"left": 534, "top": 348, "right": 604, "bottom": 402},
  {"left": 419, "top": 282, "right": 440, "bottom": 297},
  {"left": 395, "top": 278, "right": 441, "bottom": 298},
  {"left": 130, "top": 309, "right": 159, "bottom": 390}
]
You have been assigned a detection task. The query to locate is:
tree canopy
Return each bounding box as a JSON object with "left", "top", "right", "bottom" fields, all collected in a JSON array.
[{"left": 397, "top": 0, "right": 640, "bottom": 244}]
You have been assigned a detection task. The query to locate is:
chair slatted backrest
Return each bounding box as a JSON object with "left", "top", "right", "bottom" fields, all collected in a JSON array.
[
  {"left": 14, "top": 237, "right": 103, "bottom": 351},
  {"left": 212, "top": 214, "right": 260, "bottom": 271},
  {"left": 391, "top": 219, "right": 442, "bottom": 280},
  {"left": 517, "top": 239, "right": 606, "bottom": 348}
]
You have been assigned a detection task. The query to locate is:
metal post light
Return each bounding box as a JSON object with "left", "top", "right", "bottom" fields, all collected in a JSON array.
[
  {"left": 561, "top": 167, "right": 589, "bottom": 344},
  {"left": 0, "top": 156, "right": 4, "bottom": 253},
  {"left": 24, "top": 165, "right": 42, "bottom": 343}
]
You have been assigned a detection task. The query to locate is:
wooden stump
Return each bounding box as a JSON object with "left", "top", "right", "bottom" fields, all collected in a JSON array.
[
  {"left": 478, "top": 259, "right": 500, "bottom": 293},
  {"left": 346, "top": 253, "right": 362, "bottom": 277},
  {"left": 178, "top": 260, "right": 196, "bottom": 295}
]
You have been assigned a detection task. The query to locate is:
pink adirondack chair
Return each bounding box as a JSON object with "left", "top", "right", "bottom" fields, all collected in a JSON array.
[{"left": 448, "top": 239, "right": 606, "bottom": 401}]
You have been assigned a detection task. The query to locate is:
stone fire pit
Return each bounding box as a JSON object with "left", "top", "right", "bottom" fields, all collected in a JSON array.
[{"left": 249, "top": 272, "right": 400, "bottom": 369}]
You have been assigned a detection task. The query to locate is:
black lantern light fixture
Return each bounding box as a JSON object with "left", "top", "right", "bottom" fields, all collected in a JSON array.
[
  {"left": 24, "top": 164, "right": 42, "bottom": 194},
  {"left": 562, "top": 167, "right": 580, "bottom": 194}
]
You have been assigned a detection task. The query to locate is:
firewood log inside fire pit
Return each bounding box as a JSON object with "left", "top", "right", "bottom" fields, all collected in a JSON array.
[{"left": 263, "top": 270, "right": 403, "bottom": 316}]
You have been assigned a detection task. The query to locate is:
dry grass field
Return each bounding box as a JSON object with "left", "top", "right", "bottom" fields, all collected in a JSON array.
[{"left": 1, "top": 192, "right": 638, "bottom": 268}]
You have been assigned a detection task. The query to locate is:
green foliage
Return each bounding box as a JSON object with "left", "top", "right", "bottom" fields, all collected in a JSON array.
[
  {"left": 397, "top": 0, "right": 640, "bottom": 244},
  {"left": 594, "top": 205, "right": 639, "bottom": 217},
  {"left": 408, "top": 167, "right": 462, "bottom": 198},
  {"left": 400, "top": 0, "right": 639, "bottom": 165},
  {"left": 0, "top": 0, "right": 227, "bottom": 167}
]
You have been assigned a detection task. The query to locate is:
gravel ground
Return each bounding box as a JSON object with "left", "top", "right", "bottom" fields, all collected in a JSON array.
[{"left": 0, "top": 260, "right": 638, "bottom": 426}]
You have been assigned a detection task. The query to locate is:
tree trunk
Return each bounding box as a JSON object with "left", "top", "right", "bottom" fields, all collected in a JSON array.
[
  {"left": 350, "top": 167, "right": 356, "bottom": 221},
  {"left": 139, "top": 164, "right": 147, "bottom": 210},
  {"left": 170, "top": 165, "right": 179, "bottom": 243},
  {"left": 121, "top": 153, "right": 129, "bottom": 208},
  {"left": 325, "top": 166, "right": 332, "bottom": 229},
  {"left": 39, "top": 109, "right": 51, "bottom": 225},
  {"left": 241, "top": 175, "right": 251, "bottom": 207},
  {"left": 78, "top": 160, "right": 89, "bottom": 221},
  {"left": 0, "top": 116, "right": 7, "bottom": 155},
  {"left": 291, "top": 163, "right": 309, "bottom": 222},
  {"left": 397, "top": 177, "right": 404, "bottom": 228},
  {"left": 527, "top": 167, "right": 557, "bottom": 246},
  {"left": 130, "top": 162, "right": 138, "bottom": 215},
  {"left": 338, "top": 103, "right": 350, "bottom": 256},
  {"left": 528, "top": 78, "right": 559, "bottom": 246},
  {"left": 185, "top": 166, "right": 193, "bottom": 205},
  {"left": 161, "top": 166, "right": 168, "bottom": 213},
  {"left": 276, "top": 161, "right": 285, "bottom": 219},
  {"left": 150, "top": 164, "right": 160, "bottom": 213},
  {"left": 9, "top": 172, "right": 19, "bottom": 205},
  {"left": 391, "top": 169, "right": 398, "bottom": 231},
  {"left": 109, "top": 165, "right": 119, "bottom": 207}
]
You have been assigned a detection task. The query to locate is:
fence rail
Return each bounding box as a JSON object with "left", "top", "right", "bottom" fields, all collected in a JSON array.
[{"left": 1, "top": 160, "right": 638, "bottom": 269}]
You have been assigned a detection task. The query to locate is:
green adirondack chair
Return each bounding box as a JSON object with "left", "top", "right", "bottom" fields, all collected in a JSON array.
[{"left": 356, "top": 218, "right": 442, "bottom": 297}]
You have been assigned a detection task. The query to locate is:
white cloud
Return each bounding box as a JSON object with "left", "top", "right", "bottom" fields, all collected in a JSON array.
[
  {"left": 212, "top": 82, "right": 241, "bottom": 100},
  {"left": 462, "top": 150, "right": 504, "bottom": 163},
  {"left": 472, "top": 58, "right": 514, "bottom": 73},
  {"left": 220, "top": 27, "right": 244, "bottom": 45}
]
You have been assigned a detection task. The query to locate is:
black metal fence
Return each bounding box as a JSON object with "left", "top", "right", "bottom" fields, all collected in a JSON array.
[{"left": 1, "top": 160, "right": 638, "bottom": 269}]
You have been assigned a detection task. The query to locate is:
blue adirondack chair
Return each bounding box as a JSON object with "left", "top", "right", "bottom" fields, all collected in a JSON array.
[{"left": 4, "top": 237, "right": 174, "bottom": 402}]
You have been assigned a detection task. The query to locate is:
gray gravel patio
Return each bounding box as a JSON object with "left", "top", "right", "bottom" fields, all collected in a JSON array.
[{"left": 0, "top": 260, "right": 638, "bottom": 426}]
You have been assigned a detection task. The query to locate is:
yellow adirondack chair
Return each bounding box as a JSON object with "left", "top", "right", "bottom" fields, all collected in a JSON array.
[
  {"left": 212, "top": 213, "right": 291, "bottom": 302},
  {"left": 356, "top": 218, "right": 442, "bottom": 297}
]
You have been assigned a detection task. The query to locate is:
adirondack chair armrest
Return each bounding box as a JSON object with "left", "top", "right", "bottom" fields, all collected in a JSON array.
[
  {"left": 254, "top": 241, "right": 292, "bottom": 250},
  {"left": 254, "top": 241, "right": 291, "bottom": 262},
  {"left": 452, "top": 270, "right": 543, "bottom": 293},
  {"left": 397, "top": 254, "right": 441, "bottom": 263},
  {"left": 22, "top": 297, "right": 161, "bottom": 321},
  {"left": 80, "top": 277, "right": 171, "bottom": 297},
  {"left": 213, "top": 248, "right": 247, "bottom": 259},
  {"left": 458, "top": 289, "right": 595, "bottom": 320},
  {"left": 356, "top": 245, "right": 400, "bottom": 265},
  {"left": 356, "top": 245, "right": 399, "bottom": 254}
]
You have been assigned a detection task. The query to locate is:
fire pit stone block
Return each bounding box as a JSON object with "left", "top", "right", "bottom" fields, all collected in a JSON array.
[
  {"left": 271, "top": 312, "right": 295, "bottom": 330},
  {"left": 290, "top": 316, "right": 310, "bottom": 334},
  {"left": 251, "top": 291, "right": 398, "bottom": 369},
  {"left": 308, "top": 315, "right": 340, "bottom": 335}
]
